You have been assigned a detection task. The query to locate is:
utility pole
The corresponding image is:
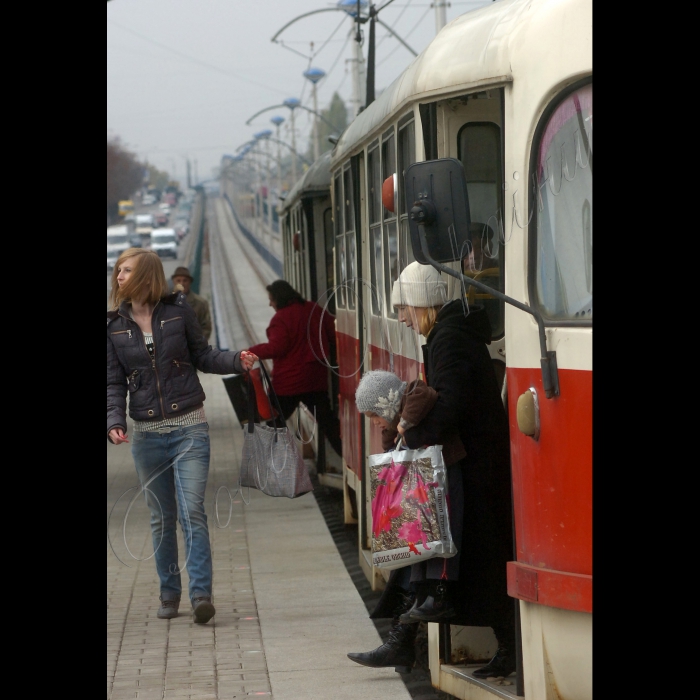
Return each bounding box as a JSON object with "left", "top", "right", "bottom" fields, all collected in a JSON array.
[
  {"left": 347, "top": 1, "right": 367, "bottom": 117},
  {"left": 286, "top": 102, "right": 299, "bottom": 185},
  {"left": 270, "top": 115, "right": 285, "bottom": 207},
  {"left": 186, "top": 159, "right": 192, "bottom": 189},
  {"left": 434, "top": 0, "right": 447, "bottom": 33},
  {"left": 304, "top": 68, "right": 326, "bottom": 161},
  {"left": 194, "top": 159, "right": 199, "bottom": 186},
  {"left": 348, "top": 25, "right": 366, "bottom": 118}
]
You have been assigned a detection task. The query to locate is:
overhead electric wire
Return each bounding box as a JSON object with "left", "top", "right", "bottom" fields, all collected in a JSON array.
[
  {"left": 310, "top": 15, "right": 348, "bottom": 62},
  {"left": 376, "top": 0, "right": 414, "bottom": 49},
  {"left": 324, "top": 31, "right": 352, "bottom": 83},
  {"left": 107, "top": 20, "right": 289, "bottom": 97},
  {"left": 376, "top": 5, "right": 432, "bottom": 67},
  {"left": 276, "top": 41, "right": 312, "bottom": 61}
]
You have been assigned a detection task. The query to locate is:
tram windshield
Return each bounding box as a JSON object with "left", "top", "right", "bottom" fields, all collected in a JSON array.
[
  {"left": 459, "top": 121, "right": 505, "bottom": 338},
  {"left": 534, "top": 83, "right": 593, "bottom": 321}
]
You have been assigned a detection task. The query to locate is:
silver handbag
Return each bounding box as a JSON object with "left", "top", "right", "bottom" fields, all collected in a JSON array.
[{"left": 238, "top": 365, "right": 313, "bottom": 499}]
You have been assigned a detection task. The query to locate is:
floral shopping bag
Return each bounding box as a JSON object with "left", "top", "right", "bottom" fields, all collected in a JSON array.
[{"left": 369, "top": 443, "right": 457, "bottom": 570}]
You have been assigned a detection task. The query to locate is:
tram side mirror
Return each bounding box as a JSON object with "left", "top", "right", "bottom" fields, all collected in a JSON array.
[{"left": 404, "top": 158, "right": 471, "bottom": 264}]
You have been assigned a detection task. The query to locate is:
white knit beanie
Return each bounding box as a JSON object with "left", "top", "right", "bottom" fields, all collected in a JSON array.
[
  {"left": 390, "top": 261, "right": 448, "bottom": 308},
  {"left": 355, "top": 370, "right": 407, "bottom": 421}
]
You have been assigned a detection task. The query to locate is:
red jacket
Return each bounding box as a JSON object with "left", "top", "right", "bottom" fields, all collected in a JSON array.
[{"left": 249, "top": 300, "right": 336, "bottom": 396}]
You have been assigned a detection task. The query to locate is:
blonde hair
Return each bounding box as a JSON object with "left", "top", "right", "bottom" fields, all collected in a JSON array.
[
  {"left": 416, "top": 306, "right": 442, "bottom": 337},
  {"left": 109, "top": 248, "right": 168, "bottom": 309}
]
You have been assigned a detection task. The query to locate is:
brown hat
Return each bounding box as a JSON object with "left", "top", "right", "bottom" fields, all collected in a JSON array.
[{"left": 171, "top": 266, "right": 193, "bottom": 281}]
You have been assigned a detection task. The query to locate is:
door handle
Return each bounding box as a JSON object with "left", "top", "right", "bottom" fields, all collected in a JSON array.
[{"left": 516, "top": 388, "right": 540, "bottom": 440}]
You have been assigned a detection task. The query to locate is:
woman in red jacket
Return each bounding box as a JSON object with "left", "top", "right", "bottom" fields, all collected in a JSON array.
[{"left": 248, "top": 280, "right": 342, "bottom": 459}]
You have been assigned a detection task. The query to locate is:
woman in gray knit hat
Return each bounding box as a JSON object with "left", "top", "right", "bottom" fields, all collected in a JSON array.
[{"left": 348, "top": 261, "right": 516, "bottom": 680}]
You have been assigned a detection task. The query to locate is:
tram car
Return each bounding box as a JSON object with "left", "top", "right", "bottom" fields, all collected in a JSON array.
[
  {"left": 277, "top": 151, "right": 344, "bottom": 488},
  {"left": 276, "top": 0, "right": 591, "bottom": 696}
]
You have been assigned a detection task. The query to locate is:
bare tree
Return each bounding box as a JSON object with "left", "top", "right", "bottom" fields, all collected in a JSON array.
[{"left": 107, "top": 137, "right": 143, "bottom": 223}]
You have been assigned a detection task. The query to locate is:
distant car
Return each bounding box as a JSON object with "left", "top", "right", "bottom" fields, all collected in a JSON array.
[
  {"left": 158, "top": 203, "right": 171, "bottom": 214},
  {"left": 142, "top": 194, "right": 156, "bottom": 206},
  {"left": 129, "top": 232, "right": 143, "bottom": 248},
  {"left": 118, "top": 199, "right": 134, "bottom": 217},
  {"left": 150, "top": 229, "right": 178, "bottom": 259},
  {"left": 155, "top": 212, "right": 169, "bottom": 227}
]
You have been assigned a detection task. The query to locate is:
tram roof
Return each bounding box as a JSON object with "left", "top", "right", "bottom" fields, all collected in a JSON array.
[
  {"left": 280, "top": 150, "right": 332, "bottom": 214},
  {"left": 331, "top": 0, "right": 587, "bottom": 166}
]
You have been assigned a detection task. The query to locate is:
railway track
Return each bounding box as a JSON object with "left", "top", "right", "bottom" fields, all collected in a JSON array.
[{"left": 206, "top": 196, "right": 450, "bottom": 700}]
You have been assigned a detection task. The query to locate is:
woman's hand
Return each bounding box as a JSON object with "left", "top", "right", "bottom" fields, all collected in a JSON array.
[
  {"left": 396, "top": 422, "right": 406, "bottom": 436},
  {"left": 109, "top": 427, "right": 129, "bottom": 445},
  {"left": 240, "top": 350, "right": 258, "bottom": 371}
]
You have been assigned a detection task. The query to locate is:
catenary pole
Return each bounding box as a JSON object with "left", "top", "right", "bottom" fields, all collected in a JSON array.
[{"left": 434, "top": 0, "right": 447, "bottom": 32}]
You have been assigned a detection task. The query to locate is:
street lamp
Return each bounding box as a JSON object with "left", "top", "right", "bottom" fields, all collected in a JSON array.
[
  {"left": 270, "top": 115, "right": 285, "bottom": 229},
  {"left": 303, "top": 67, "right": 326, "bottom": 161},
  {"left": 282, "top": 98, "right": 301, "bottom": 185},
  {"left": 254, "top": 130, "right": 273, "bottom": 232},
  {"left": 272, "top": 1, "right": 418, "bottom": 118}
]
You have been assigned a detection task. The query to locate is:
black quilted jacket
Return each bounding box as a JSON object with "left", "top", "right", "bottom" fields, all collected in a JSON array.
[{"left": 107, "top": 291, "right": 243, "bottom": 438}]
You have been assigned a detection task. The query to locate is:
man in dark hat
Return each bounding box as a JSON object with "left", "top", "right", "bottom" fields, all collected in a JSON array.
[{"left": 171, "top": 267, "right": 212, "bottom": 341}]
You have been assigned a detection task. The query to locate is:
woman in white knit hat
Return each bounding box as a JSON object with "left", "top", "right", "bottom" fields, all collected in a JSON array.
[{"left": 350, "top": 261, "right": 516, "bottom": 680}]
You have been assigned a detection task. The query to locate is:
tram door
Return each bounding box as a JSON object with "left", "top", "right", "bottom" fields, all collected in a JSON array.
[
  {"left": 333, "top": 162, "right": 364, "bottom": 533},
  {"left": 423, "top": 90, "right": 513, "bottom": 671},
  {"left": 506, "top": 82, "right": 592, "bottom": 700}
]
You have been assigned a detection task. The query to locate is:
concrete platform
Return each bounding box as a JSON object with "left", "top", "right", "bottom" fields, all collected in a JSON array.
[{"left": 107, "top": 371, "right": 412, "bottom": 700}]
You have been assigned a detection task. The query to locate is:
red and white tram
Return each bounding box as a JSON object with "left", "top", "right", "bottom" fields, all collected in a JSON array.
[{"left": 327, "top": 0, "right": 592, "bottom": 697}]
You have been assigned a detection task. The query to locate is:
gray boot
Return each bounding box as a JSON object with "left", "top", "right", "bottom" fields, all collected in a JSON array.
[
  {"left": 157, "top": 593, "right": 181, "bottom": 619},
  {"left": 192, "top": 595, "right": 216, "bottom": 624}
]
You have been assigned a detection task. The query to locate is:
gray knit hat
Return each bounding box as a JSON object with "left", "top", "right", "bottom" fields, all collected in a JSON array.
[
  {"left": 355, "top": 370, "right": 407, "bottom": 421},
  {"left": 391, "top": 261, "right": 448, "bottom": 308}
]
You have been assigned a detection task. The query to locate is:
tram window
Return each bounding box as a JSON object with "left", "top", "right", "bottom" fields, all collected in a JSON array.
[
  {"left": 384, "top": 220, "right": 398, "bottom": 316},
  {"left": 369, "top": 145, "right": 384, "bottom": 315},
  {"left": 382, "top": 133, "right": 396, "bottom": 221},
  {"left": 336, "top": 233, "right": 347, "bottom": 309},
  {"left": 346, "top": 232, "right": 356, "bottom": 310},
  {"left": 399, "top": 219, "right": 415, "bottom": 270},
  {"left": 343, "top": 166, "right": 356, "bottom": 310},
  {"left": 343, "top": 167, "right": 355, "bottom": 232},
  {"left": 323, "top": 207, "right": 336, "bottom": 314},
  {"left": 533, "top": 83, "right": 592, "bottom": 322},
  {"left": 334, "top": 174, "right": 346, "bottom": 308},
  {"left": 334, "top": 173, "right": 343, "bottom": 232},
  {"left": 369, "top": 226, "right": 384, "bottom": 315},
  {"left": 458, "top": 122, "right": 505, "bottom": 338},
  {"left": 300, "top": 214, "right": 308, "bottom": 300},
  {"left": 368, "top": 145, "right": 381, "bottom": 225},
  {"left": 398, "top": 121, "right": 415, "bottom": 216}
]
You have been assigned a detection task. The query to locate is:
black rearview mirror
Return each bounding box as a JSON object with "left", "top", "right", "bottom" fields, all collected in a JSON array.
[{"left": 404, "top": 158, "right": 471, "bottom": 264}]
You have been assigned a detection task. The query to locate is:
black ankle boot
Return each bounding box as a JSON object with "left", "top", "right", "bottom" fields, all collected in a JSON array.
[
  {"left": 347, "top": 620, "right": 418, "bottom": 673},
  {"left": 398, "top": 597, "right": 421, "bottom": 624},
  {"left": 472, "top": 646, "right": 516, "bottom": 678},
  {"left": 404, "top": 581, "right": 455, "bottom": 622},
  {"left": 348, "top": 590, "right": 418, "bottom": 673}
]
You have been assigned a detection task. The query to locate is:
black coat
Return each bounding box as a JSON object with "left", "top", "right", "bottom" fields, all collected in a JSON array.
[
  {"left": 107, "top": 291, "right": 244, "bottom": 437},
  {"left": 400, "top": 300, "right": 514, "bottom": 628}
]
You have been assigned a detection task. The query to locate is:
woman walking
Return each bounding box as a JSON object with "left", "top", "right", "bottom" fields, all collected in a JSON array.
[
  {"left": 107, "top": 248, "right": 257, "bottom": 623},
  {"left": 347, "top": 261, "right": 515, "bottom": 678},
  {"left": 247, "top": 280, "right": 342, "bottom": 460}
]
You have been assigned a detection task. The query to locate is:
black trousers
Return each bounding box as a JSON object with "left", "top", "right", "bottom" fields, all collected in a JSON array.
[{"left": 272, "top": 391, "right": 343, "bottom": 459}]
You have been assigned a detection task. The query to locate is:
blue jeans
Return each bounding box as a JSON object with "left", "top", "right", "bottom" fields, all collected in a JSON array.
[{"left": 131, "top": 424, "right": 212, "bottom": 601}]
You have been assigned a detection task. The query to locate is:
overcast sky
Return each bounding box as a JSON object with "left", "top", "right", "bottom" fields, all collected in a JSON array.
[{"left": 107, "top": 0, "right": 493, "bottom": 185}]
